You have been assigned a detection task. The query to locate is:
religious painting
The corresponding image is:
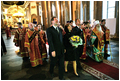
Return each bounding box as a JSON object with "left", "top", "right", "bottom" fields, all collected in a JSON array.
[
  {"left": 4, "top": 21, "right": 7, "bottom": 25},
  {"left": 26, "top": 20, "right": 29, "bottom": 24},
  {"left": 23, "top": 20, "right": 24, "bottom": 24},
  {"left": 13, "top": 18, "right": 18, "bottom": 24},
  {"left": 1, "top": 19, "right": 3, "bottom": 28},
  {"left": 31, "top": 14, "right": 37, "bottom": 23},
  {"left": 33, "top": 19, "right": 36, "bottom": 22}
]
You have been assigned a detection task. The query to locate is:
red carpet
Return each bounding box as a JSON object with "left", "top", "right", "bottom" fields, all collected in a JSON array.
[
  {"left": 81, "top": 57, "right": 119, "bottom": 80},
  {"left": 46, "top": 43, "right": 119, "bottom": 79}
]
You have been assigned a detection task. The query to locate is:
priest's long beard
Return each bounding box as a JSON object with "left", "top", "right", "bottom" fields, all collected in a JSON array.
[
  {"left": 96, "top": 26, "right": 104, "bottom": 37},
  {"left": 96, "top": 26, "right": 102, "bottom": 32}
]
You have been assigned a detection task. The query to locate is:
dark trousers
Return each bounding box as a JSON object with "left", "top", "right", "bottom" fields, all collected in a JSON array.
[
  {"left": 49, "top": 54, "right": 64, "bottom": 79},
  {"left": 75, "top": 45, "right": 83, "bottom": 68}
]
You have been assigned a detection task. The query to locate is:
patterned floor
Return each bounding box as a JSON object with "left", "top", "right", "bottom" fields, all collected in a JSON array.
[
  {"left": 81, "top": 59, "right": 119, "bottom": 80},
  {"left": 1, "top": 34, "right": 119, "bottom": 80}
]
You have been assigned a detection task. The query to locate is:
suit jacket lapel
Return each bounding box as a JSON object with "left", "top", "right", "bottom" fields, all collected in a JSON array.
[
  {"left": 51, "top": 26, "right": 58, "bottom": 33},
  {"left": 51, "top": 26, "right": 62, "bottom": 43},
  {"left": 51, "top": 26, "right": 60, "bottom": 35},
  {"left": 58, "top": 28, "right": 63, "bottom": 43}
]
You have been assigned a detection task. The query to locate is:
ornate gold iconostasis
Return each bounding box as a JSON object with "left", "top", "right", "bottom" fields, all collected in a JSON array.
[{"left": 2, "top": 4, "right": 29, "bottom": 28}]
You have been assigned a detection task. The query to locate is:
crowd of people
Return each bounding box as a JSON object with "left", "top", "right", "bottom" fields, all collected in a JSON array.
[
  {"left": 2, "top": 17, "right": 110, "bottom": 80},
  {"left": 13, "top": 22, "right": 47, "bottom": 67},
  {"left": 46, "top": 17, "right": 110, "bottom": 79}
]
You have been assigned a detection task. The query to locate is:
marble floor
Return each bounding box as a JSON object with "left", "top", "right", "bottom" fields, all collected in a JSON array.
[{"left": 1, "top": 34, "right": 119, "bottom": 80}]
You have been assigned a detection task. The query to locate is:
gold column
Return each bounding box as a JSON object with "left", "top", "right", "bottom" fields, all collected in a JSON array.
[
  {"left": 94, "top": 1, "right": 97, "bottom": 20},
  {"left": 76, "top": 1, "right": 78, "bottom": 19},
  {"left": 67, "top": 1, "right": 70, "bottom": 21},
  {"left": 50, "top": 1, "right": 53, "bottom": 17},
  {"left": 69, "top": 1, "right": 72, "bottom": 20},
  {"left": 41, "top": 1, "right": 48, "bottom": 30},
  {"left": 82, "top": 1, "right": 87, "bottom": 21},
  {"left": 71, "top": 1, "right": 73, "bottom": 20},
  {"left": 83, "top": 6, "right": 85, "bottom": 21},
  {"left": 51, "top": 1, "right": 56, "bottom": 17},
  {"left": 94, "top": 1, "right": 102, "bottom": 20},
  {"left": 65, "top": 1, "right": 70, "bottom": 21},
  {"left": 86, "top": 1, "right": 90, "bottom": 21},
  {"left": 1, "top": 7, "right": 4, "bottom": 28},
  {"left": 71, "top": 1, "right": 76, "bottom": 22},
  {"left": 76, "top": 1, "right": 81, "bottom": 19},
  {"left": 65, "top": 1, "right": 68, "bottom": 22},
  {"left": 25, "top": 5, "right": 30, "bottom": 23},
  {"left": 78, "top": 1, "right": 81, "bottom": 19},
  {"left": 62, "top": 1, "right": 66, "bottom": 26},
  {"left": 47, "top": 1, "right": 51, "bottom": 27},
  {"left": 57, "top": 1, "right": 60, "bottom": 21},
  {"left": 60, "top": 1, "right": 65, "bottom": 26},
  {"left": 28, "top": 3, "right": 31, "bottom": 23},
  {"left": 30, "top": 1, "right": 38, "bottom": 23},
  {"left": 36, "top": 2, "right": 40, "bottom": 24},
  {"left": 115, "top": 1, "right": 119, "bottom": 37},
  {"left": 59, "top": 1, "right": 62, "bottom": 25},
  {"left": 99, "top": 1, "right": 102, "bottom": 20},
  {"left": 39, "top": 2, "right": 42, "bottom": 24},
  {"left": 55, "top": 1, "right": 58, "bottom": 18}
]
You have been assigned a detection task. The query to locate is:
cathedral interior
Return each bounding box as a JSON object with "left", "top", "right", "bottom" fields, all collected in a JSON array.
[{"left": 1, "top": 1, "right": 119, "bottom": 80}]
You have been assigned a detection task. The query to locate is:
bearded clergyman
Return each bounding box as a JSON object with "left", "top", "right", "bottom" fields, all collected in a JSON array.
[{"left": 86, "top": 20, "right": 105, "bottom": 62}]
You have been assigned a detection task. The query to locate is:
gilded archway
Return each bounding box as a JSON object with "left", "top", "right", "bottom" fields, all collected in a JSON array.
[
  {"left": 31, "top": 14, "right": 37, "bottom": 24},
  {"left": 7, "top": 4, "right": 25, "bottom": 17},
  {"left": 6, "top": 5, "right": 26, "bottom": 27}
]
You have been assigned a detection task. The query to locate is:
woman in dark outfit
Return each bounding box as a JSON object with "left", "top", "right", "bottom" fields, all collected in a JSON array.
[{"left": 63, "top": 24, "right": 79, "bottom": 77}]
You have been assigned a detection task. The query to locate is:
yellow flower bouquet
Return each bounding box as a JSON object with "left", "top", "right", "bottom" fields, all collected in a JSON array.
[{"left": 69, "top": 35, "right": 83, "bottom": 47}]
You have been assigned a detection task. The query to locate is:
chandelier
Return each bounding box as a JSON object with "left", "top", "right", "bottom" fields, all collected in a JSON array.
[
  {"left": 11, "top": 5, "right": 25, "bottom": 18},
  {"left": 12, "top": 11, "right": 24, "bottom": 18}
]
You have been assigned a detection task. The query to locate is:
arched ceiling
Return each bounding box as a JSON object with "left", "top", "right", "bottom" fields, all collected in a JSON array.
[
  {"left": 7, "top": 5, "right": 25, "bottom": 16},
  {"left": 3, "top": 1, "right": 24, "bottom": 5},
  {"left": 1, "top": 1, "right": 30, "bottom": 9}
]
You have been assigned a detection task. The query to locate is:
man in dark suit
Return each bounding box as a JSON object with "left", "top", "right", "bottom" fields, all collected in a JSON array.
[
  {"left": 1, "top": 35, "right": 7, "bottom": 57},
  {"left": 46, "top": 17, "right": 64, "bottom": 80},
  {"left": 72, "top": 19, "right": 85, "bottom": 69}
]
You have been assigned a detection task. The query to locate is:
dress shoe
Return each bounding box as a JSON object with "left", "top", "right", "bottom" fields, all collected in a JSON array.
[
  {"left": 65, "top": 71, "right": 68, "bottom": 73},
  {"left": 104, "top": 54, "right": 110, "bottom": 59},
  {"left": 74, "top": 73, "right": 80, "bottom": 77},
  {"left": 106, "top": 54, "right": 110, "bottom": 56},
  {"left": 104, "top": 56, "right": 107, "bottom": 59}
]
